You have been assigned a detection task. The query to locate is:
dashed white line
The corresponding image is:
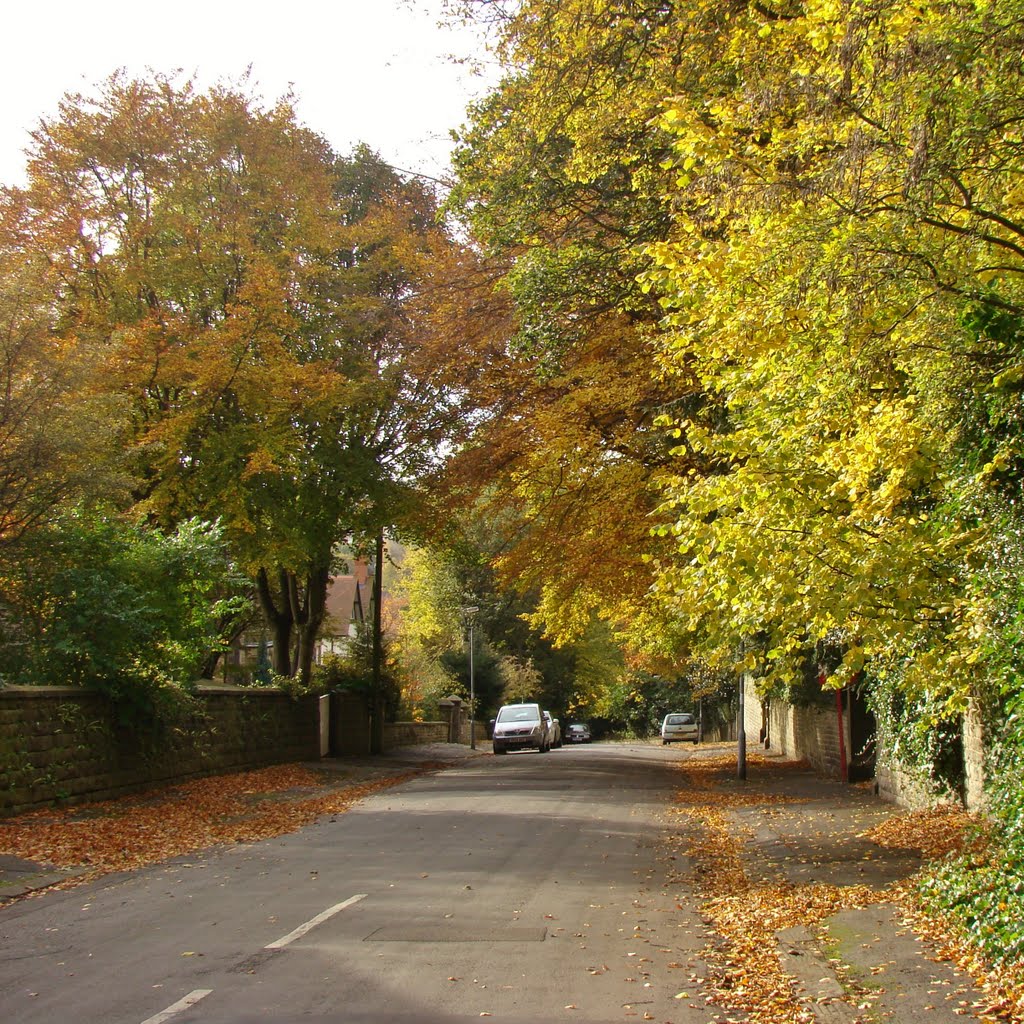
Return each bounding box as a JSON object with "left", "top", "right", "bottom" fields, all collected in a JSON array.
[
  {"left": 265, "top": 893, "right": 368, "bottom": 949},
  {"left": 140, "top": 989, "right": 213, "bottom": 1024}
]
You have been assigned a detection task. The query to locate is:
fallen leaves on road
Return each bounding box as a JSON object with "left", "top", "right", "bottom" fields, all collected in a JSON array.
[{"left": 0, "top": 761, "right": 446, "bottom": 892}]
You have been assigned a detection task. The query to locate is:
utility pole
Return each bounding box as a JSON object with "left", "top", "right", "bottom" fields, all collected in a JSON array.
[
  {"left": 461, "top": 606, "right": 479, "bottom": 749},
  {"left": 737, "top": 672, "right": 747, "bottom": 780},
  {"left": 370, "top": 529, "right": 384, "bottom": 755}
]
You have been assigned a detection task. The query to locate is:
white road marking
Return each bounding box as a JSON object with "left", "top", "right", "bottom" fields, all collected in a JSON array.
[
  {"left": 265, "top": 893, "right": 368, "bottom": 949},
  {"left": 140, "top": 989, "right": 213, "bottom": 1024}
]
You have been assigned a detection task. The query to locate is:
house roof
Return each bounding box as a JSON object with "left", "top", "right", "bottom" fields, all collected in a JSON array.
[{"left": 322, "top": 571, "right": 367, "bottom": 636}]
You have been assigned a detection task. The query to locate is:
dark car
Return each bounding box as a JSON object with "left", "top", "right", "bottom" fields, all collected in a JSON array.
[{"left": 565, "top": 723, "right": 591, "bottom": 743}]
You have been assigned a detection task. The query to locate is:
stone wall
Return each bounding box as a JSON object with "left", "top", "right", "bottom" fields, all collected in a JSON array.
[
  {"left": 874, "top": 760, "right": 944, "bottom": 811},
  {"left": 962, "top": 698, "right": 987, "bottom": 812},
  {"left": 382, "top": 721, "right": 448, "bottom": 747},
  {"left": 743, "top": 682, "right": 989, "bottom": 811},
  {"left": 701, "top": 718, "right": 738, "bottom": 743},
  {"left": 875, "top": 699, "right": 988, "bottom": 812},
  {"left": 0, "top": 684, "right": 320, "bottom": 816},
  {"left": 436, "top": 697, "right": 486, "bottom": 746},
  {"left": 743, "top": 686, "right": 847, "bottom": 780},
  {"left": 329, "top": 691, "right": 370, "bottom": 755}
]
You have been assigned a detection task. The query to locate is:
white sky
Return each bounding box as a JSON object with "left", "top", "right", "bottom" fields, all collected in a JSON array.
[{"left": 0, "top": 0, "right": 499, "bottom": 187}]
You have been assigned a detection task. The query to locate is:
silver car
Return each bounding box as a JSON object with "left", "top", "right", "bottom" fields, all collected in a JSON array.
[
  {"left": 544, "top": 712, "right": 562, "bottom": 748},
  {"left": 492, "top": 703, "right": 550, "bottom": 754},
  {"left": 661, "top": 712, "right": 699, "bottom": 745}
]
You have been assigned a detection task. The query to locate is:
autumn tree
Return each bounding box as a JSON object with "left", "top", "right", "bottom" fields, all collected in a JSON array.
[
  {"left": 448, "top": 0, "right": 1024, "bottom": 710},
  {"left": 6, "top": 73, "right": 473, "bottom": 684},
  {"left": 441, "top": 0, "right": 705, "bottom": 663},
  {"left": 247, "top": 146, "right": 470, "bottom": 683},
  {"left": 634, "top": 0, "right": 1024, "bottom": 713},
  {"left": 0, "top": 246, "right": 128, "bottom": 546}
]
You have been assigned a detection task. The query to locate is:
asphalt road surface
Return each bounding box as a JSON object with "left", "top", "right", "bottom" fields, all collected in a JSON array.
[{"left": 0, "top": 743, "right": 711, "bottom": 1024}]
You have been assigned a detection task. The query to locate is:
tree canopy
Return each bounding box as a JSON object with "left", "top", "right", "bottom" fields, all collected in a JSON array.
[
  {"left": 445, "top": 0, "right": 1024, "bottom": 720},
  {"left": 0, "top": 72, "right": 477, "bottom": 686},
  {"left": 640, "top": 0, "right": 1024, "bottom": 704}
]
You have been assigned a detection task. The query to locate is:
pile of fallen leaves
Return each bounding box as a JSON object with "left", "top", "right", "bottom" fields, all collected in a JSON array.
[
  {"left": 666, "top": 753, "right": 1024, "bottom": 1024},
  {"left": 866, "top": 805, "right": 984, "bottom": 859},
  {"left": 0, "top": 762, "right": 441, "bottom": 889}
]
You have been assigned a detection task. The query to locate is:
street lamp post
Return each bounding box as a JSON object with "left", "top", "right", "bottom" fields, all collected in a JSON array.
[{"left": 461, "top": 606, "right": 479, "bottom": 749}]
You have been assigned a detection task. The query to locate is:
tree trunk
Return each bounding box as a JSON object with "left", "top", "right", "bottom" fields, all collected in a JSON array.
[
  {"left": 291, "top": 562, "right": 331, "bottom": 686},
  {"left": 198, "top": 598, "right": 257, "bottom": 680},
  {"left": 256, "top": 567, "right": 295, "bottom": 676}
]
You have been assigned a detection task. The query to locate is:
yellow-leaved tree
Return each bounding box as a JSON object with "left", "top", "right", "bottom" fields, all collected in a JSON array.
[{"left": 643, "top": 0, "right": 1024, "bottom": 711}]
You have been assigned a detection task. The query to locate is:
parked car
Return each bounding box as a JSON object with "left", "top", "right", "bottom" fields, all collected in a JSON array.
[
  {"left": 566, "top": 723, "right": 591, "bottom": 743},
  {"left": 544, "top": 712, "right": 562, "bottom": 748},
  {"left": 661, "top": 712, "right": 699, "bottom": 745},
  {"left": 492, "top": 703, "right": 550, "bottom": 754}
]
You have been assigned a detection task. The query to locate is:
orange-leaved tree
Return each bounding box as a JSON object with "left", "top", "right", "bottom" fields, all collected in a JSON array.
[{"left": 5, "top": 73, "right": 473, "bottom": 683}]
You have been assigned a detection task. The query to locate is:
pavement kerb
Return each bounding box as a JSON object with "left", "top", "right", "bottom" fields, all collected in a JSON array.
[{"left": 0, "top": 856, "right": 92, "bottom": 902}]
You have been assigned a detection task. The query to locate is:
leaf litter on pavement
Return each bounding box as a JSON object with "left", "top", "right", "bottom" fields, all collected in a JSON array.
[
  {"left": 665, "top": 753, "right": 1024, "bottom": 1024},
  {"left": 0, "top": 761, "right": 448, "bottom": 894}
]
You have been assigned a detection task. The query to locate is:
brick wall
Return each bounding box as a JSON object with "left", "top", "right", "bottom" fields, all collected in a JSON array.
[{"left": 0, "top": 684, "right": 320, "bottom": 816}]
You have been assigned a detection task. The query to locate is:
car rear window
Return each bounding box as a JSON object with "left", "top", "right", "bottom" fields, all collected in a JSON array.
[{"left": 666, "top": 714, "right": 694, "bottom": 725}]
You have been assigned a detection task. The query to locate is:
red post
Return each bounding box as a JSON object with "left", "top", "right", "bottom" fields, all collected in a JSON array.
[{"left": 821, "top": 669, "right": 849, "bottom": 784}]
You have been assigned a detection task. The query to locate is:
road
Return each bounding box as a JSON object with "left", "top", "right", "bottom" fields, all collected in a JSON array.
[{"left": 0, "top": 743, "right": 711, "bottom": 1023}]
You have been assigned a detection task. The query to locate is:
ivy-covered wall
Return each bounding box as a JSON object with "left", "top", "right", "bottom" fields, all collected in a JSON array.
[
  {"left": 743, "top": 683, "right": 988, "bottom": 811},
  {"left": 0, "top": 684, "right": 320, "bottom": 816}
]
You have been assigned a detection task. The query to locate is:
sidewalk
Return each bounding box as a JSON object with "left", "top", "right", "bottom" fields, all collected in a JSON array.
[
  {"left": 707, "top": 752, "right": 1001, "bottom": 1023},
  {"left": 0, "top": 742, "right": 490, "bottom": 903},
  {"left": 0, "top": 854, "right": 84, "bottom": 900}
]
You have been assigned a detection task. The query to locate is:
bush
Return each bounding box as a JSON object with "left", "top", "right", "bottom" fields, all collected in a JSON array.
[
  {"left": 0, "top": 510, "right": 248, "bottom": 721},
  {"left": 311, "top": 626, "right": 401, "bottom": 721},
  {"left": 918, "top": 693, "right": 1024, "bottom": 966}
]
